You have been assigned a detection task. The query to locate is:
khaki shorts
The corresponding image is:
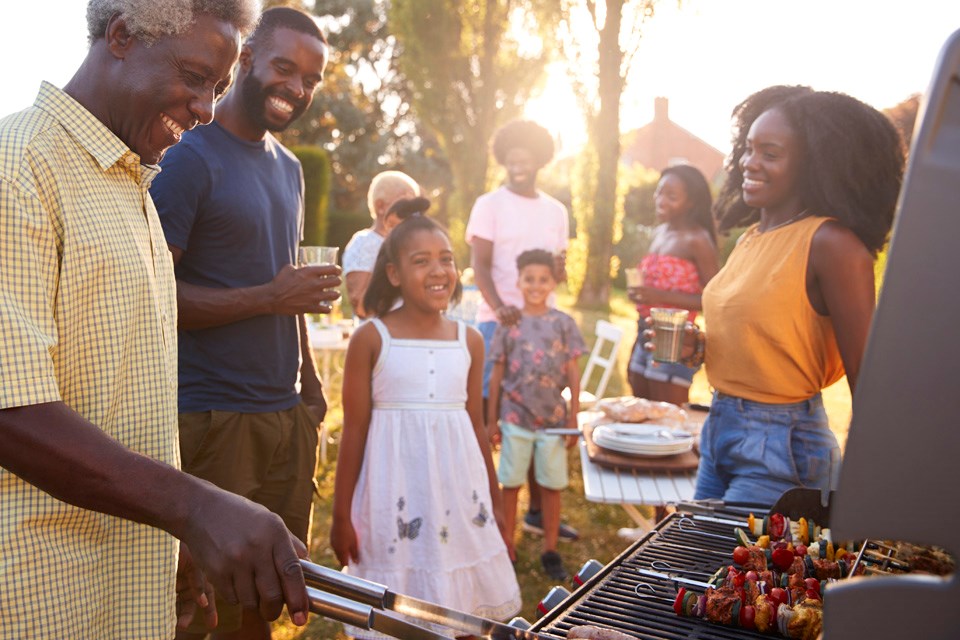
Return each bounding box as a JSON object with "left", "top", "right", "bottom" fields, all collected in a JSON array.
[
  {"left": 496, "top": 421, "right": 569, "bottom": 491},
  {"left": 179, "top": 402, "right": 320, "bottom": 634}
]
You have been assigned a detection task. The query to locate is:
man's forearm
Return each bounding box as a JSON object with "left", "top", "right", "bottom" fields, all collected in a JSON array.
[
  {"left": 473, "top": 269, "right": 504, "bottom": 311},
  {"left": 0, "top": 401, "right": 205, "bottom": 539},
  {"left": 177, "top": 280, "right": 276, "bottom": 331}
]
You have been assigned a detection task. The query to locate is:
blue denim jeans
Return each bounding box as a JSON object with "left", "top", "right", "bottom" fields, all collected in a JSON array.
[
  {"left": 694, "top": 391, "right": 840, "bottom": 507},
  {"left": 478, "top": 320, "right": 498, "bottom": 399}
]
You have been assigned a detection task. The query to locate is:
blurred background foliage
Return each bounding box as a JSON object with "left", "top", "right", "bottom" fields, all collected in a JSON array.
[{"left": 264, "top": 0, "right": 919, "bottom": 308}]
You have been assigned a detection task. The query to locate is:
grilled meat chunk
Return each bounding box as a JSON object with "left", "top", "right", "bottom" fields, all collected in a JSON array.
[{"left": 568, "top": 625, "right": 638, "bottom": 639}]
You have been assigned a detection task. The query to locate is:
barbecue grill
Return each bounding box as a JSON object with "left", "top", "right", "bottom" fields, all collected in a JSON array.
[
  {"left": 531, "top": 509, "right": 790, "bottom": 639},
  {"left": 820, "top": 25, "right": 960, "bottom": 640}
]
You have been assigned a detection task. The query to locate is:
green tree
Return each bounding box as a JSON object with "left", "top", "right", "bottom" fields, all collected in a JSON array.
[
  {"left": 268, "top": 0, "right": 453, "bottom": 246},
  {"left": 561, "top": 0, "right": 664, "bottom": 306},
  {"left": 389, "top": 0, "right": 561, "bottom": 231},
  {"left": 290, "top": 146, "right": 332, "bottom": 245},
  {"left": 613, "top": 165, "right": 659, "bottom": 285}
]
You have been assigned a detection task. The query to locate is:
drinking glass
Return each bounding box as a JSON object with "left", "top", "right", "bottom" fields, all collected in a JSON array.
[
  {"left": 298, "top": 246, "right": 340, "bottom": 324},
  {"left": 298, "top": 245, "right": 339, "bottom": 267},
  {"left": 649, "top": 307, "right": 688, "bottom": 363}
]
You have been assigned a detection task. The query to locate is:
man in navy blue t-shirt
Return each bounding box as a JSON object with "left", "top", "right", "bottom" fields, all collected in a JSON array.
[{"left": 151, "top": 8, "right": 337, "bottom": 639}]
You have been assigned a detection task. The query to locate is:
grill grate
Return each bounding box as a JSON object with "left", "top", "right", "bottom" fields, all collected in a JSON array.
[{"left": 531, "top": 512, "right": 773, "bottom": 639}]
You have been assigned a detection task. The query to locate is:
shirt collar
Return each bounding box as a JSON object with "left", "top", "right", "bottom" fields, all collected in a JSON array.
[{"left": 34, "top": 81, "right": 158, "bottom": 186}]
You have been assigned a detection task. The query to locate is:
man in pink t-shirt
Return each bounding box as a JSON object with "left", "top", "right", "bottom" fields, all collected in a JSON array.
[{"left": 465, "top": 119, "right": 575, "bottom": 540}]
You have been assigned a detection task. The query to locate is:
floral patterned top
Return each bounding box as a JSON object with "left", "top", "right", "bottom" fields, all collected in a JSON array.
[
  {"left": 636, "top": 253, "right": 703, "bottom": 321},
  {"left": 489, "top": 309, "right": 586, "bottom": 430}
]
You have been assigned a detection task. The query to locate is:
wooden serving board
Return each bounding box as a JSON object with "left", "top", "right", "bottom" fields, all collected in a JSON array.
[{"left": 583, "top": 421, "right": 700, "bottom": 472}]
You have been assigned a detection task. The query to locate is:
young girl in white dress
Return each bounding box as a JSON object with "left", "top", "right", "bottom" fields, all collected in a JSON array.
[{"left": 331, "top": 201, "right": 521, "bottom": 639}]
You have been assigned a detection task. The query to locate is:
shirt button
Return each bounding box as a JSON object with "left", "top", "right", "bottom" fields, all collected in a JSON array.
[{"left": 429, "top": 369, "right": 435, "bottom": 374}]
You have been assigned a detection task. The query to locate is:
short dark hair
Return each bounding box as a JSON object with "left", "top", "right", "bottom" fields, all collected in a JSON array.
[
  {"left": 516, "top": 249, "right": 556, "bottom": 276},
  {"left": 363, "top": 215, "right": 463, "bottom": 317},
  {"left": 715, "top": 85, "right": 905, "bottom": 255},
  {"left": 246, "top": 6, "right": 327, "bottom": 48},
  {"left": 492, "top": 120, "right": 555, "bottom": 167}
]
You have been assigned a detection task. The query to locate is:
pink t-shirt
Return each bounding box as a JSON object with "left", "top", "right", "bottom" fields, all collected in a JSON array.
[{"left": 465, "top": 186, "right": 569, "bottom": 323}]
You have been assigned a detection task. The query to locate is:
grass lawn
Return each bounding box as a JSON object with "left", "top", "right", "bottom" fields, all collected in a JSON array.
[{"left": 274, "top": 287, "right": 853, "bottom": 638}]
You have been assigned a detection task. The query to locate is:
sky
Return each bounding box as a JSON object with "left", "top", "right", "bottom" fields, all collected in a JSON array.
[
  {"left": 524, "top": 0, "right": 960, "bottom": 154},
  {"left": 3, "top": 1, "right": 959, "bottom": 156}
]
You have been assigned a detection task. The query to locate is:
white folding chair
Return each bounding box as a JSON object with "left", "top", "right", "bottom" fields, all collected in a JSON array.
[{"left": 563, "top": 319, "right": 624, "bottom": 409}]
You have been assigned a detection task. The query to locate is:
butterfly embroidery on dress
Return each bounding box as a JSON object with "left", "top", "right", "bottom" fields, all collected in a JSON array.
[
  {"left": 472, "top": 503, "right": 489, "bottom": 528},
  {"left": 397, "top": 516, "right": 423, "bottom": 540}
]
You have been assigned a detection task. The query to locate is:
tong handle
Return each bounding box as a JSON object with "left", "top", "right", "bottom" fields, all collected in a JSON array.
[
  {"left": 306, "top": 586, "right": 374, "bottom": 629},
  {"left": 301, "top": 559, "right": 388, "bottom": 608}
]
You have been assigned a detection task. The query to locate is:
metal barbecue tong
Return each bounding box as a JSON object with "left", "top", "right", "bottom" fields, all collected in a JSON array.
[{"left": 301, "top": 559, "right": 557, "bottom": 639}]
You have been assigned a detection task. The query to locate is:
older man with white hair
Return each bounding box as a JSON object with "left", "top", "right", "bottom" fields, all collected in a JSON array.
[{"left": 0, "top": 1, "right": 312, "bottom": 638}]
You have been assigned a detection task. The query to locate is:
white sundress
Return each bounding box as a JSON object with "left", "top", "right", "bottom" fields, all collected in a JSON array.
[{"left": 345, "top": 319, "right": 521, "bottom": 639}]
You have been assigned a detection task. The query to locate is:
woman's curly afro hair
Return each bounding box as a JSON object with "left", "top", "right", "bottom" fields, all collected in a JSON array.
[{"left": 715, "top": 85, "right": 905, "bottom": 256}]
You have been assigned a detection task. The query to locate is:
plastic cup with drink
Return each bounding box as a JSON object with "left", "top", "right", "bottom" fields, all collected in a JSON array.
[
  {"left": 298, "top": 246, "right": 339, "bottom": 267},
  {"left": 298, "top": 245, "right": 340, "bottom": 322}
]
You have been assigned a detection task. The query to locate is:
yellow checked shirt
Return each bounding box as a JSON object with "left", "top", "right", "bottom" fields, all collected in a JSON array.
[{"left": 0, "top": 83, "right": 179, "bottom": 638}]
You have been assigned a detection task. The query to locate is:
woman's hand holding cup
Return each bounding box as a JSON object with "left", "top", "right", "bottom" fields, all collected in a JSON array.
[{"left": 643, "top": 315, "right": 699, "bottom": 364}]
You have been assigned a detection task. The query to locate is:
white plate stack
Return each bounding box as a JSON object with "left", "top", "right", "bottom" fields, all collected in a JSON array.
[{"left": 592, "top": 422, "right": 694, "bottom": 457}]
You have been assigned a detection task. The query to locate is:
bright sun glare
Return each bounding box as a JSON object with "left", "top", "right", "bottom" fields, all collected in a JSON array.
[
  {"left": 523, "top": 64, "right": 589, "bottom": 157},
  {"left": 519, "top": 0, "right": 960, "bottom": 158}
]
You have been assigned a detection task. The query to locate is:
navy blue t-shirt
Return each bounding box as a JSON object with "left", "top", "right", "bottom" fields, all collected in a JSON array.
[{"left": 152, "top": 121, "right": 304, "bottom": 413}]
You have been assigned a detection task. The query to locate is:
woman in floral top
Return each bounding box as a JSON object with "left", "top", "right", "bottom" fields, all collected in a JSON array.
[{"left": 628, "top": 164, "right": 719, "bottom": 405}]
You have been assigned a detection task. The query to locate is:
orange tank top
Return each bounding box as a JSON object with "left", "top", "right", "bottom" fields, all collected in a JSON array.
[{"left": 702, "top": 216, "right": 845, "bottom": 403}]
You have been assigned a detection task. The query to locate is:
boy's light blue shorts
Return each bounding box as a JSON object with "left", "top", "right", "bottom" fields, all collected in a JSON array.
[{"left": 497, "top": 421, "right": 569, "bottom": 490}]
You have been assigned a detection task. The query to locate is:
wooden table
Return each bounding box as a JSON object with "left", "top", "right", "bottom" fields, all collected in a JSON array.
[{"left": 577, "top": 409, "right": 703, "bottom": 536}]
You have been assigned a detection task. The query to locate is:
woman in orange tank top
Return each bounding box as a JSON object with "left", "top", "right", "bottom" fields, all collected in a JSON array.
[
  {"left": 627, "top": 165, "right": 719, "bottom": 406},
  {"left": 651, "top": 86, "right": 905, "bottom": 506}
]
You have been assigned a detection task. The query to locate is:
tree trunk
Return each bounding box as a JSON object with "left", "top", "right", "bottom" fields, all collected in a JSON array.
[{"left": 576, "top": 0, "right": 625, "bottom": 307}]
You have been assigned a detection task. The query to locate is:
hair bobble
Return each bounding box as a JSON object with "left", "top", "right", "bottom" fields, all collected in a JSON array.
[{"left": 387, "top": 196, "right": 432, "bottom": 221}]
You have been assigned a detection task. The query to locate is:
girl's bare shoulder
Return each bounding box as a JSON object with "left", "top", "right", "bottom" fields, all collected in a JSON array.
[
  {"left": 348, "top": 321, "right": 382, "bottom": 352},
  {"left": 464, "top": 322, "right": 483, "bottom": 345}
]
